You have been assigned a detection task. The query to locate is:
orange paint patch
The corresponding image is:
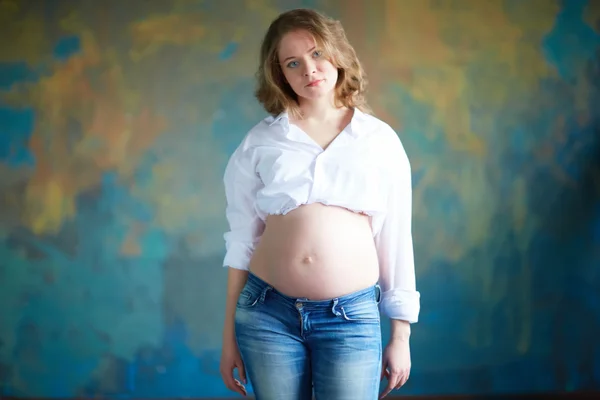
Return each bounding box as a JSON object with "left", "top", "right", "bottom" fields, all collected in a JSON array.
[
  {"left": 120, "top": 222, "right": 144, "bottom": 257},
  {"left": 341, "top": 0, "right": 559, "bottom": 158},
  {"left": 20, "top": 30, "right": 167, "bottom": 235}
]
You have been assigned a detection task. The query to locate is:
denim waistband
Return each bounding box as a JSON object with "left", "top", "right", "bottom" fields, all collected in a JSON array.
[{"left": 245, "top": 271, "right": 381, "bottom": 309}]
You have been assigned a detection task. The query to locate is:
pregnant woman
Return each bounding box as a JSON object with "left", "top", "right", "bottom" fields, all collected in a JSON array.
[{"left": 219, "top": 8, "right": 420, "bottom": 400}]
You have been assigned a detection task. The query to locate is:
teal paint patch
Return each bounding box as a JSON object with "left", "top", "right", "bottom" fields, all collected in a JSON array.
[
  {"left": 1, "top": 0, "right": 599, "bottom": 397},
  {"left": 0, "top": 62, "right": 37, "bottom": 90},
  {"left": 0, "top": 107, "right": 36, "bottom": 167},
  {"left": 219, "top": 42, "right": 238, "bottom": 60},
  {"left": 542, "top": 0, "right": 600, "bottom": 81},
  {"left": 53, "top": 35, "right": 81, "bottom": 61},
  {"left": 0, "top": 170, "right": 167, "bottom": 396}
]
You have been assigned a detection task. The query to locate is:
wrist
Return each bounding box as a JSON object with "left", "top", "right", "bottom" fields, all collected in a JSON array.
[
  {"left": 222, "top": 321, "right": 236, "bottom": 341},
  {"left": 222, "top": 332, "right": 237, "bottom": 348},
  {"left": 390, "top": 319, "right": 411, "bottom": 342}
]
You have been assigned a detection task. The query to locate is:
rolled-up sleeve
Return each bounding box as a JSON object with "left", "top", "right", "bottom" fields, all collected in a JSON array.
[
  {"left": 222, "top": 146, "right": 264, "bottom": 270},
  {"left": 374, "top": 133, "right": 421, "bottom": 323}
]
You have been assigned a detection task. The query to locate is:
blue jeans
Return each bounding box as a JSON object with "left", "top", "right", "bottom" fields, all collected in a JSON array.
[{"left": 235, "top": 272, "right": 382, "bottom": 400}]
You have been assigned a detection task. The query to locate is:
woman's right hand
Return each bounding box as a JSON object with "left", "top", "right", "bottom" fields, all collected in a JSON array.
[{"left": 220, "top": 336, "right": 247, "bottom": 396}]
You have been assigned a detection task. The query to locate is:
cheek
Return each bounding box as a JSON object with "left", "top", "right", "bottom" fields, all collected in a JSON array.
[
  {"left": 280, "top": 67, "right": 291, "bottom": 82},
  {"left": 319, "top": 61, "right": 338, "bottom": 79},
  {"left": 282, "top": 68, "right": 299, "bottom": 84}
]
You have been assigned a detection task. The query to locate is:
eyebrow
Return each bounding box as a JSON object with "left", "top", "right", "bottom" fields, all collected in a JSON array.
[{"left": 281, "top": 46, "right": 316, "bottom": 63}]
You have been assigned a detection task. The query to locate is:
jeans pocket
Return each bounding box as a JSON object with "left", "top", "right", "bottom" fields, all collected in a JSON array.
[
  {"left": 236, "top": 287, "right": 261, "bottom": 309},
  {"left": 339, "top": 300, "right": 380, "bottom": 322}
]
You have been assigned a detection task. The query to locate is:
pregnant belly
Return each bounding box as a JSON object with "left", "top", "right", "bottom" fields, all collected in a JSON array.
[{"left": 248, "top": 203, "right": 380, "bottom": 300}]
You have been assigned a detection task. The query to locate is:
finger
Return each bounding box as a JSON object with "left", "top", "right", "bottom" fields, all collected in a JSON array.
[
  {"left": 237, "top": 360, "right": 247, "bottom": 384},
  {"left": 379, "top": 374, "right": 400, "bottom": 399},
  {"left": 389, "top": 373, "right": 402, "bottom": 392},
  {"left": 234, "top": 379, "right": 248, "bottom": 396},
  {"left": 380, "top": 364, "right": 388, "bottom": 382},
  {"left": 398, "top": 370, "right": 411, "bottom": 388},
  {"left": 379, "top": 382, "right": 393, "bottom": 399},
  {"left": 403, "top": 371, "right": 411, "bottom": 386},
  {"left": 395, "top": 373, "right": 408, "bottom": 389},
  {"left": 227, "top": 379, "right": 246, "bottom": 397},
  {"left": 222, "top": 368, "right": 246, "bottom": 396}
]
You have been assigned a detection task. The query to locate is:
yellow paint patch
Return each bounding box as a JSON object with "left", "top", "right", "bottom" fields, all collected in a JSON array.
[
  {"left": 130, "top": 14, "right": 206, "bottom": 60},
  {"left": 142, "top": 162, "right": 203, "bottom": 233},
  {"left": 375, "top": 0, "right": 559, "bottom": 157},
  {"left": 25, "top": 178, "right": 76, "bottom": 235},
  {"left": 6, "top": 17, "right": 167, "bottom": 236}
]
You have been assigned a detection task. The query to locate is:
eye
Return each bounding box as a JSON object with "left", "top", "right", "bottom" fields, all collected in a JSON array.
[
  {"left": 313, "top": 50, "right": 323, "bottom": 58},
  {"left": 286, "top": 60, "right": 299, "bottom": 68}
]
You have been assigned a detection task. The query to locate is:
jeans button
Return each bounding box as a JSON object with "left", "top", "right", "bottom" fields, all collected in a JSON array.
[{"left": 295, "top": 302, "right": 302, "bottom": 309}]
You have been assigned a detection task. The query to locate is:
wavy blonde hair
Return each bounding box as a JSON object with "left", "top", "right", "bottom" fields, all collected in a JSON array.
[{"left": 255, "top": 8, "right": 372, "bottom": 119}]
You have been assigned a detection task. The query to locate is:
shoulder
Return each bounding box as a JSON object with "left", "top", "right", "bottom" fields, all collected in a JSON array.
[
  {"left": 358, "top": 111, "right": 409, "bottom": 158},
  {"left": 225, "top": 114, "right": 281, "bottom": 175},
  {"left": 233, "top": 114, "right": 284, "bottom": 154}
]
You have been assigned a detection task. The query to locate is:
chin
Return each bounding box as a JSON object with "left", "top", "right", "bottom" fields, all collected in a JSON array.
[
  {"left": 300, "top": 84, "right": 336, "bottom": 100},
  {"left": 302, "top": 91, "right": 330, "bottom": 99}
]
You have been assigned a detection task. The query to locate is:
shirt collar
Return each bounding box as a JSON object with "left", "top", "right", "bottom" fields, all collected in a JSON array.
[
  {"left": 268, "top": 107, "right": 367, "bottom": 138},
  {"left": 268, "top": 111, "right": 289, "bottom": 128}
]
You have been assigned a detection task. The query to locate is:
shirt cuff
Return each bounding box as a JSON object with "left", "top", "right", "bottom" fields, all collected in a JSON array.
[
  {"left": 379, "top": 288, "right": 421, "bottom": 323},
  {"left": 222, "top": 241, "right": 253, "bottom": 271}
]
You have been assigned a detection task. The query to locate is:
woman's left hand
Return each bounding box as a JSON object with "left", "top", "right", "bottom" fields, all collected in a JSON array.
[{"left": 379, "top": 337, "right": 411, "bottom": 398}]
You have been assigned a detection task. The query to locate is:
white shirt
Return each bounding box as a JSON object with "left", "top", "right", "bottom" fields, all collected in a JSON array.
[{"left": 222, "top": 108, "right": 420, "bottom": 323}]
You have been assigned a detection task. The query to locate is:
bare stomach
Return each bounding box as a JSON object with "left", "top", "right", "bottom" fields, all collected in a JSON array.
[{"left": 248, "top": 203, "right": 380, "bottom": 300}]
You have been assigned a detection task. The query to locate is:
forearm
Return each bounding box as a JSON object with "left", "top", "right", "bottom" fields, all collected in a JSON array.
[
  {"left": 390, "top": 318, "right": 411, "bottom": 342},
  {"left": 223, "top": 267, "right": 249, "bottom": 342}
]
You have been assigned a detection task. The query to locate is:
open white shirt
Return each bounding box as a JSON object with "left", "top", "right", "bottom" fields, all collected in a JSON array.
[{"left": 222, "top": 107, "right": 420, "bottom": 323}]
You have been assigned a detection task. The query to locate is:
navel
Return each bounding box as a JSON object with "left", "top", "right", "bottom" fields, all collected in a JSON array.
[{"left": 302, "top": 255, "right": 314, "bottom": 264}]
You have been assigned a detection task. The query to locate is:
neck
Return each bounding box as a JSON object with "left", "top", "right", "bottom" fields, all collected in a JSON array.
[{"left": 298, "top": 92, "right": 342, "bottom": 122}]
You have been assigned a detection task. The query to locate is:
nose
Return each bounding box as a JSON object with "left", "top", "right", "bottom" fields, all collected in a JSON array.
[{"left": 303, "top": 60, "right": 317, "bottom": 76}]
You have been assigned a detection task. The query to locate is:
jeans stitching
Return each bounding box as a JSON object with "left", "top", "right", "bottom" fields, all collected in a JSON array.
[{"left": 339, "top": 305, "right": 379, "bottom": 321}]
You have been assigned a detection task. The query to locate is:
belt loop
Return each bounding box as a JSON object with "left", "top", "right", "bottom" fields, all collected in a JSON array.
[
  {"left": 375, "top": 284, "right": 381, "bottom": 304},
  {"left": 331, "top": 298, "right": 342, "bottom": 316},
  {"left": 259, "top": 285, "right": 272, "bottom": 304}
]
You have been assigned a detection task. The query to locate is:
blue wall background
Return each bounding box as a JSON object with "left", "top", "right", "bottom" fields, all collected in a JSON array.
[{"left": 1, "top": 0, "right": 599, "bottom": 397}]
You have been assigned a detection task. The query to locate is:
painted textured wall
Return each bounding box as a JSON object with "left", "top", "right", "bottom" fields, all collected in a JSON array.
[{"left": 1, "top": 0, "right": 599, "bottom": 398}]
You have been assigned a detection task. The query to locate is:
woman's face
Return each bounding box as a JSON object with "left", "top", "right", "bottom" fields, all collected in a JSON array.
[{"left": 277, "top": 30, "right": 338, "bottom": 102}]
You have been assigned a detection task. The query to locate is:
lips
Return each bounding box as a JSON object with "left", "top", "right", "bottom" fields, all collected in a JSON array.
[{"left": 306, "top": 79, "right": 323, "bottom": 87}]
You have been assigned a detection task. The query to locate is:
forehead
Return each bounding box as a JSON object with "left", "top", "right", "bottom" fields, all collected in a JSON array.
[{"left": 278, "top": 30, "right": 317, "bottom": 60}]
